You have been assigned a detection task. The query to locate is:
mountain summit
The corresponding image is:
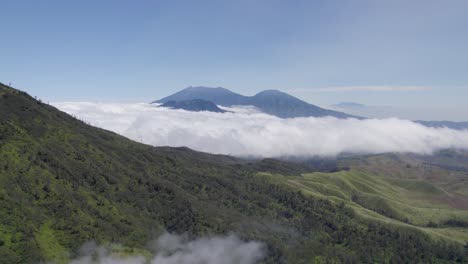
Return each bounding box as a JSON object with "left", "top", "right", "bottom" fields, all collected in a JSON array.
[
  {"left": 154, "top": 86, "right": 357, "bottom": 119},
  {"left": 250, "top": 90, "right": 354, "bottom": 118},
  {"left": 160, "top": 99, "right": 227, "bottom": 113},
  {"left": 154, "top": 86, "right": 248, "bottom": 106}
]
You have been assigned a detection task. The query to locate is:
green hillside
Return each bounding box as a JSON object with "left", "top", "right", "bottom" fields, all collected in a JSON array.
[
  {"left": 260, "top": 153, "right": 468, "bottom": 243},
  {"left": 1, "top": 82, "right": 468, "bottom": 263}
]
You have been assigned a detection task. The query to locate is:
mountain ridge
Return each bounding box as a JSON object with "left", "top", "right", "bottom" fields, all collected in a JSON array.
[
  {"left": 331, "top": 101, "right": 468, "bottom": 130},
  {"left": 154, "top": 86, "right": 357, "bottom": 119},
  {"left": 154, "top": 86, "right": 249, "bottom": 106}
]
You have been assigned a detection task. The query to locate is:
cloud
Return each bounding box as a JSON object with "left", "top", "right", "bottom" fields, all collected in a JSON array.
[
  {"left": 69, "top": 234, "right": 265, "bottom": 264},
  {"left": 289, "top": 85, "right": 433, "bottom": 93},
  {"left": 53, "top": 102, "right": 468, "bottom": 158}
]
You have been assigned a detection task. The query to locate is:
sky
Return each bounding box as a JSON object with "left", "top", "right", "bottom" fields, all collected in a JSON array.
[{"left": 1, "top": 0, "right": 468, "bottom": 120}]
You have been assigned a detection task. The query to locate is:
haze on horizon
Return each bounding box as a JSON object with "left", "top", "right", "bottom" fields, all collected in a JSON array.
[{"left": 1, "top": 0, "right": 468, "bottom": 121}]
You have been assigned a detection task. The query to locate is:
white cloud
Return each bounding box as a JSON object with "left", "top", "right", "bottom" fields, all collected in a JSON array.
[
  {"left": 53, "top": 102, "right": 468, "bottom": 158},
  {"left": 289, "top": 85, "right": 433, "bottom": 93},
  {"left": 69, "top": 234, "right": 265, "bottom": 264}
]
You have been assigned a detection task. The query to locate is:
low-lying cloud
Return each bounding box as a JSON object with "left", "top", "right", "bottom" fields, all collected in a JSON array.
[
  {"left": 53, "top": 102, "right": 468, "bottom": 158},
  {"left": 69, "top": 234, "right": 265, "bottom": 264}
]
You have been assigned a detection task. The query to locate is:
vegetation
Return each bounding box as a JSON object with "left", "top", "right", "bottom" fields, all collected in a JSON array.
[
  {"left": 1, "top": 82, "right": 468, "bottom": 263},
  {"left": 261, "top": 166, "right": 468, "bottom": 243}
]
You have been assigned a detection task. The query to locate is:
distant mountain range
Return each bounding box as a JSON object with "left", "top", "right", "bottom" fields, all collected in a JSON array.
[
  {"left": 415, "top": 120, "right": 468, "bottom": 130},
  {"left": 331, "top": 101, "right": 468, "bottom": 130},
  {"left": 154, "top": 87, "right": 468, "bottom": 130},
  {"left": 160, "top": 99, "right": 227, "bottom": 113},
  {"left": 154, "top": 86, "right": 356, "bottom": 118},
  {"left": 331, "top": 102, "right": 366, "bottom": 109}
]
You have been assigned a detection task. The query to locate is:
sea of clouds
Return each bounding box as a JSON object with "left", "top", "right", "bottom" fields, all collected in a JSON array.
[
  {"left": 53, "top": 102, "right": 468, "bottom": 158},
  {"left": 70, "top": 233, "right": 265, "bottom": 264}
]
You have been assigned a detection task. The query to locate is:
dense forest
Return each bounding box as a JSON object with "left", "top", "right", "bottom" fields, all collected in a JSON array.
[{"left": 1, "top": 82, "right": 468, "bottom": 263}]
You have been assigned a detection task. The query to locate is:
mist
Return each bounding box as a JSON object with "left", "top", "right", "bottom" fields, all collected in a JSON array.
[
  {"left": 53, "top": 102, "right": 468, "bottom": 158},
  {"left": 69, "top": 234, "right": 265, "bottom": 264}
]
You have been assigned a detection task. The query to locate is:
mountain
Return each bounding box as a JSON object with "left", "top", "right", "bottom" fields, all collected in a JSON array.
[
  {"left": 250, "top": 90, "right": 354, "bottom": 118},
  {"left": 1, "top": 82, "right": 467, "bottom": 263},
  {"left": 155, "top": 86, "right": 357, "bottom": 119},
  {"left": 159, "top": 99, "right": 227, "bottom": 113},
  {"left": 416, "top": 120, "right": 468, "bottom": 130},
  {"left": 154, "top": 86, "right": 248, "bottom": 106}
]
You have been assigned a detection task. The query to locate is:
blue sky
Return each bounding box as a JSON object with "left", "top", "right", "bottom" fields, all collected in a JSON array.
[{"left": 1, "top": 0, "right": 467, "bottom": 120}]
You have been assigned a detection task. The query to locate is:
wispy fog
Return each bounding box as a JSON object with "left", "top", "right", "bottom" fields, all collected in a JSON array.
[
  {"left": 53, "top": 102, "right": 468, "bottom": 158},
  {"left": 329, "top": 104, "right": 468, "bottom": 122},
  {"left": 69, "top": 234, "right": 264, "bottom": 264}
]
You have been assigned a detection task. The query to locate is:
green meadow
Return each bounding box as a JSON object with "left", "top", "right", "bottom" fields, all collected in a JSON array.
[{"left": 258, "top": 160, "right": 468, "bottom": 243}]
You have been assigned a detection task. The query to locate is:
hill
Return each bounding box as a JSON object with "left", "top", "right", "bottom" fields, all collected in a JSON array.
[
  {"left": 263, "top": 151, "right": 468, "bottom": 243},
  {"left": 154, "top": 86, "right": 356, "bottom": 119},
  {"left": 1, "top": 83, "right": 467, "bottom": 263},
  {"left": 159, "top": 99, "right": 227, "bottom": 113}
]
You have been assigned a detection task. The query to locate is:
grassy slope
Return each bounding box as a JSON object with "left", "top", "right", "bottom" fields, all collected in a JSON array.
[
  {"left": 260, "top": 153, "right": 468, "bottom": 244},
  {"left": 1, "top": 83, "right": 468, "bottom": 263}
]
